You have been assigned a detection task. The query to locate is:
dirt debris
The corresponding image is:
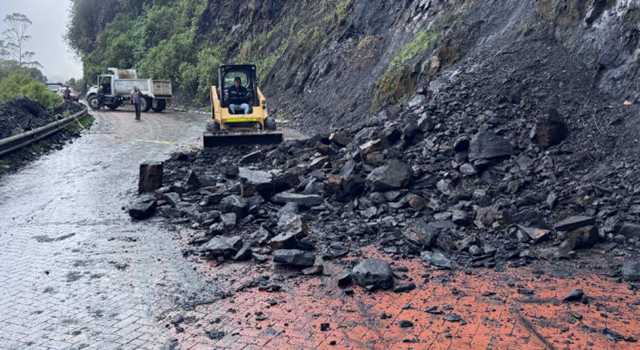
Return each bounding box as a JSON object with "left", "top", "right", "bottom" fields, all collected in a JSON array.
[{"left": 131, "top": 72, "right": 640, "bottom": 295}]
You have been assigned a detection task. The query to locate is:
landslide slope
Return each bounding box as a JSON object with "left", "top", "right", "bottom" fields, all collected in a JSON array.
[{"left": 69, "top": 0, "right": 640, "bottom": 134}]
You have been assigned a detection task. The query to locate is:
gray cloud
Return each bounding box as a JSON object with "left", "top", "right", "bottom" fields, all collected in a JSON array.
[{"left": 0, "top": 0, "right": 83, "bottom": 82}]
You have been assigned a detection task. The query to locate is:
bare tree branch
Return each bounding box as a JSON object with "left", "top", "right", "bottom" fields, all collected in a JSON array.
[{"left": 2, "top": 12, "right": 36, "bottom": 66}]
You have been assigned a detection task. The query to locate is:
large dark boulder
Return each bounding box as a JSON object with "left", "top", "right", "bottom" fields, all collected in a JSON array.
[
  {"left": 554, "top": 216, "right": 596, "bottom": 232},
  {"left": 239, "top": 167, "right": 296, "bottom": 197},
  {"left": 220, "top": 195, "right": 248, "bottom": 217},
  {"left": 421, "top": 251, "right": 453, "bottom": 269},
  {"left": 272, "top": 192, "right": 323, "bottom": 207},
  {"left": 403, "top": 219, "right": 440, "bottom": 250},
  {"left": 622, "top": 259, "right": 640, "bottom": 282},
  {"left": 616, "top": 222, "right": 640, "bottom": 239},
  {"left": 273, "top": 249, "right": 316, "bottom": 267},
  {"left": 200, "top": 236, "right": 243, "bottom": 258},
  {"left": 138, "top": 161, "right": 163, "bottom": 194},
  {"left": 128, "top": 195, "right": 157, "bottom": 220},
  {"left": 239, "top": 167, "right": 274, "bottom": 196},
  {"left": 366, "top": 159, "right": 412, "bottom": 191},
  {"left": 270, "top": 212, "right": 305, "bottom": 249},
  {"left": 469, "top": 130, "right": 513, "bottom": 164},
  {"left": 351, "top": 259, "right": 394, "bottom": 290}
]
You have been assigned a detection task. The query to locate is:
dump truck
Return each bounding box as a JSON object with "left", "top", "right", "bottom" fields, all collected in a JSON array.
[
  {"left": 203, "top": 64, "right": 283, "bottom": 147},
  {"left": 86, "top": 68, "right": 172, "bottom": 112}
]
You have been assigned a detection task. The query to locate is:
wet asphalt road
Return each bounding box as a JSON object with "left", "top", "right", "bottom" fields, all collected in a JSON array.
[{"left": 0, "top": 109, "right": 216, "bottom": 349}]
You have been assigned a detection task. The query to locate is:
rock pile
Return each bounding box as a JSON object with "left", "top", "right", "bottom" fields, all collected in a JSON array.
[
  {"left": 129, "top": 83, "right": 640, "bottom": 288},
  {"left": 130, "top": 44, "right": 640, "bottom": 288}
]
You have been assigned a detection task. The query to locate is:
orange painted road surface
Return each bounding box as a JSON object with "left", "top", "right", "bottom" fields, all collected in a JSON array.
[{"left": 167, "top": 246, "right": 640, "bottom": 350}]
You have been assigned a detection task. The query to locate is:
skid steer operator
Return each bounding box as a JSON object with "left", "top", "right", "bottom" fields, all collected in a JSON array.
[{"left": 228, "top": 77, "right": 250, "bottom": 115}]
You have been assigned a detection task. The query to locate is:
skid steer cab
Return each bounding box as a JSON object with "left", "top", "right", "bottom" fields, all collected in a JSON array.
[{"left": 204, "top": 64, "right": 283, "bottom": 147}]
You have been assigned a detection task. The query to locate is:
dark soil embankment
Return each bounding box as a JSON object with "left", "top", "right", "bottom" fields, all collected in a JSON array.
[
  {"left": 0, "top": 98, "right": 58, "bottom": 139},
  {"left": 0, "top": 98, "right": 92, "bottom": 176}
]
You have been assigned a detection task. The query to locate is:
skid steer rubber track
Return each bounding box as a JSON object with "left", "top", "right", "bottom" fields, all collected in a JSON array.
[{"left": 203, "top": 132, "right": 284, "bottom": 147}]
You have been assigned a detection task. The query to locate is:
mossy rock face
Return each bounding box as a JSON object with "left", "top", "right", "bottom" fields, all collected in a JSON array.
[
  {"left": 351, "top": 35, "right": 384, "bottom": 69},
  {"left": 372, "top": 30, "right": 439, "bottom": 109},
  {"left": 373, "top": 66, "right": 417, "bottom": 110}
]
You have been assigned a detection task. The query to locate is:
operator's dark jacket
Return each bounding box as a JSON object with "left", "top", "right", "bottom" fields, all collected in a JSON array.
[{"left": 228, "top": 85, "right": 249, "bottom": 105}]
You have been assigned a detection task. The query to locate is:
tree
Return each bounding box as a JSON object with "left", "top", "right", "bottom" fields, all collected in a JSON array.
[
  {"left": 66, "top": 0, "right": 122, "bottom": 55},
  {"left": 0, "top": 59, "right": 46, "bottom": 82},
  {"left": 0, "top": 40, "right": 9, "bottom": 58},
  {"left": 1, "top": 13, "right": 40, "bottom": 67},
  {"left": 65, "top": 77, "right": 87, "bottom": 95},
  {"left": 0, "top": 71, "right": 62, "bottom": 108}
]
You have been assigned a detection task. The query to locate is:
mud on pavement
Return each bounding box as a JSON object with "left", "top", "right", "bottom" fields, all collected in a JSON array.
[{"left": 163, "top": 248, "right": 640, "bottom": 349}]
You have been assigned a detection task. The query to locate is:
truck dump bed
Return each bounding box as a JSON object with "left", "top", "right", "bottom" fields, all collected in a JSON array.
[{"left": 113, "top": 80, "right": 172, "bottom": 98}]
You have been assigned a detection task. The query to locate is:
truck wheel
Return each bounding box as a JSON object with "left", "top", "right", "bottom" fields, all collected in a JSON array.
[
  {"left": 151, "top": 99, "right": 167, "bottom": 112},
  {"left": 140, "top": 97, "right": 152, "bottom": 113},
  {"left": 265, "top": 117, "right": 277, "bottom": 131},
  {"left": 88, "top": 95, "right": 100, "bottom": 110}
]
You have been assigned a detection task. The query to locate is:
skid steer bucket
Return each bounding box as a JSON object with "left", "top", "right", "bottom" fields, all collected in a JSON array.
[{"left": 203, "top": 132, "right": 284, "bottom": 147}]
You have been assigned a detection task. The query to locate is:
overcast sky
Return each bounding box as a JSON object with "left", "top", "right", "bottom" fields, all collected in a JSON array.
[{"left": 1, "top": 0, "right": 82, "bottom": 82}]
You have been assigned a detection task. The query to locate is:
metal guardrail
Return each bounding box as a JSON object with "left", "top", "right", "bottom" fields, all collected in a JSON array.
[{"left": 0, "top": 106, "right": 89, "bottom": 157}]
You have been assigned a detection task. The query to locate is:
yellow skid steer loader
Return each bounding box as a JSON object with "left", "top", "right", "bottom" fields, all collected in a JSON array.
[{"left": 204, "top": 64, "right": 283, "bottom": 147}]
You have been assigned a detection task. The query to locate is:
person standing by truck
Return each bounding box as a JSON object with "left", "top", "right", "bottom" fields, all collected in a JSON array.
[
  {"left": 63, "top": 86, "right": 72, "bottom": 102},
  {"left": 132, "top": 87, "right": 142, "bottom": 121}
]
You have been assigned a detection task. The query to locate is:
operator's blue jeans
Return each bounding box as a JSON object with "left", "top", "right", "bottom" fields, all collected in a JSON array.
[{"left": 230, "top": 103, "right": 250, "bottom": 114}]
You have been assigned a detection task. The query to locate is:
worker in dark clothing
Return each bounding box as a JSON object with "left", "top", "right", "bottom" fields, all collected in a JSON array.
[
  {"left": 228, "top": 77, "right": 250, "bottom": 114},
  {"left": 63, "top": 86, "right": 71, "bottom": 101},
  {"left": 132, "top": 87, "right": 142, "bottom": 121}
]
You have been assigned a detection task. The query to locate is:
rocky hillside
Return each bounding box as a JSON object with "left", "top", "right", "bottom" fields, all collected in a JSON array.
[
  {"left": 123, "top": 0, "right": 640, "bottom": 287},
  {"left": 69, "top": 0, "right": 640, "bottom": 131}
]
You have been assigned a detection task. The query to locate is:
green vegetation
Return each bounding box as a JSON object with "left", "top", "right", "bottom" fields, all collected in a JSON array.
[
  {"left": 65, "top": 77, "right": 86, "bottom": 95},
  {"left": 0, "top": 159, "right": 9, "bottom": 171},
  {"left": 67, "top": 0, "right": 345, "bottom": 105},
  {"left": 235, "top": 29, "right": 289, "bottom": 83},
  {"left": 0, "top": 12, "right": 62, "bottom": 109},
  {"left": 390, "top": 31, "right": 438, "bottom": 70},
  {"left": 0, "top": 59, "right": 45, "bottom": 82},
  {"left": 68, "top": 0, "right": 210, "bottom": 104},
  {"left": 0, "top": 70, "right": 62, "bottom": 108},
  {"left": 179, "top": 45, "right": 223, "bottom": 102},
  {"left": 336, "top": 0, "right": 353, "bottom": 22},
  {"left": 373, "top": 30, "right": 439, "bottom": 109},
  {"left": 71, "top": 114, "right": 95, "bottom": 132}
]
